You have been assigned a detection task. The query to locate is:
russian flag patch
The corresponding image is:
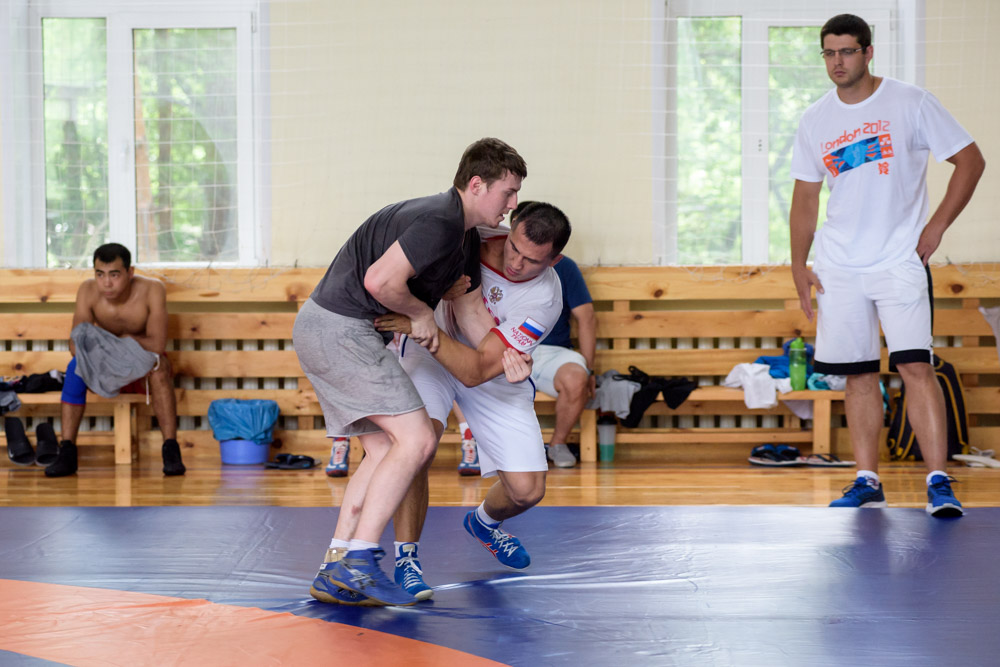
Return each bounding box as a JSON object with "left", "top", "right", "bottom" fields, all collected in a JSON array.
[{"left": 517, "top": 317, "right": 546, "bottom": 341}]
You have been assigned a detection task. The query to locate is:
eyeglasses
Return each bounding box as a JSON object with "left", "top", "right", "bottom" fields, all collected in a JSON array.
[{"left": 821, "top": 47, "right": 866, "bottom": 59}]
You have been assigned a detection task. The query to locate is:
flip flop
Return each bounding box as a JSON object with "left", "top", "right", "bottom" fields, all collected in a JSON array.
[
  {"left": 5, "top": 417, "right": 35, "bottom": 466},
  {"left": 34, "top": 422, "right": 60, "bottom": 467},
  {"left": 795, "top": 453, "right": 855, "bottom": 467},
  {"left": 953, "top": 447, "right": 1000, "bottom": 468},
  {"left": 748, "top": 443, "right": 803, "bottom": 467},
  {"left": 265, "top": 453, "right": 318, "bottom": 470}
]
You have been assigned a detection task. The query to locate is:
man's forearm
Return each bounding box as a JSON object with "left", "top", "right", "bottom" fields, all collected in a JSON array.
[
  {"left": 431, "top": 330, "right": 499, "bottom": 387},
  {"left": 370, "top": 280, "right": 434, "bottom": 321},
  {"left": 574, "top": 306, "right": 597, "bottom": 370},
  {"left": 789, "top": 181, "right": 821, "bottom": 266},
  {"left": 127, "top": 333, "right": 165, "bottom": 356}
]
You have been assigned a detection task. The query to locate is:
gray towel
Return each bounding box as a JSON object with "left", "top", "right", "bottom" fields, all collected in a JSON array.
[
  {"left": 0, "top": 390, "right": 20, "bottom": 415},
  {"left": 587, "top": 369, "right": 640, "bottom": 418},
  {"left": 71, "top": 322, "right": 158, "bottom": 398}
]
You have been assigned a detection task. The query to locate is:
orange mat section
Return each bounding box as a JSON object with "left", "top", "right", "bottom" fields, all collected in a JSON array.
[{"left": 0, "top": 579, "right": 505, "bottom": 667}]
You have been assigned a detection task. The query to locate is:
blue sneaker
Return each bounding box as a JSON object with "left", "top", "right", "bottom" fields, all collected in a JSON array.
[
  {"left": 394, "top": 543, "right": 433, "bottom": 601},
  {"left": 457, "top": 429, "right": 480, "bottom": 476},
  {"left": 323, "top": 548, "right": 417, "bottom": 606},
  {"left": 325, "top": 438, "right": 349, "bottom": 477},
  {"left": 829, "top": 476, "right": 888, "bottom": 508},
  {"left": 926, "top": 475, "right": 964, "bottom": 518},
  {"left": 310, "top": 561, "right": 375, "bottom": 606},
  {"left": 463, "top": 511, "right": 531, "bottom": 570}
]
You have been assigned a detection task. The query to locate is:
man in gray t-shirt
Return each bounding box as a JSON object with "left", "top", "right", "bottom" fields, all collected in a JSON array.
[{"left": 293, "top": 137, "right": 527, "bottom": 606}]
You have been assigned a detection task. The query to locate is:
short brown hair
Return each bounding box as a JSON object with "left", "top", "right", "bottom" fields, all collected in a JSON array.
[
  {"left": 821, "top": 14, "right": 872, "bottom": 51},
  {"left": 510, "top": 201, "right": 571, "bottom": 257},
  {"left": 453, "top": 138, "right": 527, "bottom": 190}
]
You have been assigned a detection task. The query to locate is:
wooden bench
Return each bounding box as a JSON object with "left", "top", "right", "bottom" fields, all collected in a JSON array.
[
  {"left": 578, "top": 264, "right": 1000, "bottom": 463},
  {"left": 0, "top": 269, "right": 321, "bottom": 465},
  {"left": 1, "top": 265, "right": 997, "bottom": 467}
]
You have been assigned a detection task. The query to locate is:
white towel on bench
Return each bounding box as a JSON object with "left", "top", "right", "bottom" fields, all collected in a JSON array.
[{"left": 723, "top": 363, "right": 778, "bottom": 409}]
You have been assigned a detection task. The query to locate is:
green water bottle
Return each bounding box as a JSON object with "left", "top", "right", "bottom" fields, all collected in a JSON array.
[{"left": 789, "top": 337, "right": 807, "bottom": 391}]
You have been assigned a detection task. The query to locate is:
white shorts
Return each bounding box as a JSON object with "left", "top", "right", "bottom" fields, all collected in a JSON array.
[
  {"left": 814, "top": 253, "right": 933, "bottom": 375},
  {"left": 397, "top": 339, "right": 546, "bottom": 478},
  {"left": 529, "top": 344, "right": 588, "bottom": 397}
]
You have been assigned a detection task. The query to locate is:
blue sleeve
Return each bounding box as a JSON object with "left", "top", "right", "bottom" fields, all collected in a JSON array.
[{"left": 555, "top": 257, "right": 592, "bottom": 311}]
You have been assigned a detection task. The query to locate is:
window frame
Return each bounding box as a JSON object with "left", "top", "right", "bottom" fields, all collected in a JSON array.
[
  {"left": 1, "top": 0, "right": 268, "bottom": 267},
  {"left": 653, "top": 0, "right": 923, "bottom": 265}
]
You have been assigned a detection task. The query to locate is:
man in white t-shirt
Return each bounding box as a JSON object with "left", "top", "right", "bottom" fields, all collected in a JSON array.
[
  {"left": 316, "top": 202, "right": 569, "bottom": 603},
  {"left": 789, "top": 14, "right": 985, "bottom": 517}
]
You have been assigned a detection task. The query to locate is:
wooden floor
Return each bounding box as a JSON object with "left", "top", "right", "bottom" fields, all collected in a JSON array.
[{"left": 2, "top": 445, "right": 996, "bottom": 509}]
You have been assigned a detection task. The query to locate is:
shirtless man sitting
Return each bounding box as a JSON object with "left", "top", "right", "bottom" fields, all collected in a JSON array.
[{"left": 46, "top": 243, "right": 185, "bottom": 478}]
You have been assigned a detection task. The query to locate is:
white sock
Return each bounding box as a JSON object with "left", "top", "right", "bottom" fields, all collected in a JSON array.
[
  {"left": 459, "top": 421, "right": 471, "bottom": 439},
  {"left": 857, "top": 470, "right": 880, "bottom": 485},
  {"left": 926, "top": 470, "right": 948, "bottom": 485},
  {"left": 475, "top": 503, "right": 500, "bottom": 528},
  {"left": 348, "top": 539, "right": 380, "bottom": 552},
  {"left": 394, "top": 541, "right": 419, "bottom": 559},
  {"left": 329, "top": 538, "right": 349, "bottom": 550}
]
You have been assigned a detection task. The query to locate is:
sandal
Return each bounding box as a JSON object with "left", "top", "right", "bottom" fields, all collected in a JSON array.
[
  {"left": 748, "top": 443, "right": 803, "bottom": 467},
  {"left": 265, "top": 453, "right": 318, "bottom": 470},
  {"left": 794, "top": 453, "right": 855, "bottom": 467},
  {"left": 5, "top": 417, "right": 35, "bottom": 466},
  {"left": 953, "top": 447, "right": 999, "bottom": 468}
]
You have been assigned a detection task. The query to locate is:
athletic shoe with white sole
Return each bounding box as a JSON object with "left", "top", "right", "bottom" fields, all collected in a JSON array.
[
  {"left": 546, "top": 443, "right": 577, "bottom": 468},
  {"left": 926, "top": 474, "right": 964, "bottom": 518},
  {"left": 457, "top": 429, "right": 480, "bottom": 476},
  {"left": 463, "top": 510, "right": 530, "bottom": 570},
  {"left": 325, "top": 438, "right": 350, "bottom": 477},
  {"left": 394, "top": 542, "right": 433, "bottom": 601},
  {"left": 829, "top": 476, "right": 888, "bottom": 508}
]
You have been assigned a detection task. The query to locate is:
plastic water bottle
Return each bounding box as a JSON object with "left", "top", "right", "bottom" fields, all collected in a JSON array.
[{"left": 789, "top": 337, "right": 807, "bottom": 391}]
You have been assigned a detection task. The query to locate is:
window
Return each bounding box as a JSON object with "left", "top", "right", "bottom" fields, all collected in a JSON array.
[
  {"left": 2, "top": 1, "right": 264, "bottom": 267},
  {"left": 656, "top": 1, "right": 919, "bottom": 265}
]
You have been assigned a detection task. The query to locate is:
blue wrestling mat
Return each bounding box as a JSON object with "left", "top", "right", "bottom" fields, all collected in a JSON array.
[{"left": 1, "top": 506, "right": 998, "bottom": 666}]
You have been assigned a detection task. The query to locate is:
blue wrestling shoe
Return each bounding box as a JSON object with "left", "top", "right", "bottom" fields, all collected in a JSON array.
[
  {"left": 463, "top": 511, "right": 531, "bottom": 570},
  {"left": 324, "top": 548, "right": 417, "bottom": 606},
  {"left": 926, "top": 475, "right": 964, "bottom": 518},
  {"left": 325, "top": 438, "right": 350, "bottom": 478},
  {"left": 457, "top": 429, "right": 480, "bottom": 476},
  {"left": 829, "top": 476, "right": 888, "bottom": 508},
  {"left": 394, "top": 543, "right": 433, "bottom": 601},
  {"left": 310, "top": 561, "right": 374, "bottom": 606}
]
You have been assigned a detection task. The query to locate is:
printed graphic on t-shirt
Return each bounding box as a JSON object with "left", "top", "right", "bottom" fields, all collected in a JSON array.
[
  {"left": 823, "top": 133, "right": 893, "bottom": 177},
  {"left": 517, "top": 318, "right": 545, "bottom": 341},
  {"left": 495, "top": 317, "right": 548, "bottom": 351}
]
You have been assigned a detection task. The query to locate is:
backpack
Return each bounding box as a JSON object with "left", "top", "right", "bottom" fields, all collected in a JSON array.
[{"left": 886, "top": 356, "right": 969, "bottom": 461}]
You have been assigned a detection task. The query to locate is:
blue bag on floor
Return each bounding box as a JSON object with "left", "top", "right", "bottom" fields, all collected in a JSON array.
[{"left": 208, "top": 399, "right": 280, "bottom": 445}]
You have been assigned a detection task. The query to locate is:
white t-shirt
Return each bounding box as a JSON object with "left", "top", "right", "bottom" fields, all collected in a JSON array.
[
  {"left": 790, "top": 77, "right": 973, "bottom": 272},
  {"left": 436, "top": 237, "right": 563, "bottom": 389}
]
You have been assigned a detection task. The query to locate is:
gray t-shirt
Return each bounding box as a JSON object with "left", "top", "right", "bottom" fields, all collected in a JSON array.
[{"left": 311, "top": 187, "right": 482, "bottom": 323}]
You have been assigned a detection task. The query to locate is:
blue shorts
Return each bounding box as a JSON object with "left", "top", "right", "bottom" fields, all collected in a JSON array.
[{"left": 61, "top": 357, "right": 88, "bottom": 405}]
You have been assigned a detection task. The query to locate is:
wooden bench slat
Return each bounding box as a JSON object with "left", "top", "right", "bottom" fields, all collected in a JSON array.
[{"left": 590, "top": 308, "right": 995, "bottom": 339}]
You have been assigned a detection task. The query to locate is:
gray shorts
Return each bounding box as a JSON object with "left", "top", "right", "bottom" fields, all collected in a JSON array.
[{"left": 292, "top": 298, "right": 424, "bottom": 437}]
